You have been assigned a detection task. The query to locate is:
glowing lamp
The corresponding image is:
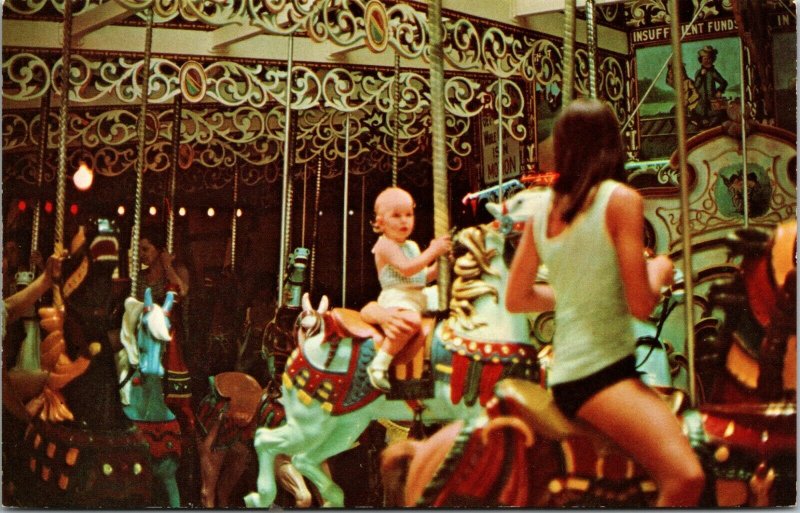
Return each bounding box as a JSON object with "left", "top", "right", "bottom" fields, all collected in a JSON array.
[
  {"left": 70, "top": 204, "right": 79, "bottom": 215},
  {"left": 117, "top": 205, "right": 126, "bottom": 216},
  {"left": 149, "top": 206, "right": 157, "bottom": 216},
  {"left": 17, "top": 200, "right": 27, "bottom": 212},
  {"left": 73, "top": 162, "right": 94, "bottom": 191},
  {"left": 44, "top": 201, "right": 53, "bottom": 213},
  {"left": 178, "top": 207, "right": 186, "bottom": 217},
  {"left": 207, "top": 207, "right": 215, "bottom": 217},
  {"left": 236, "top": 208, "right": 242, "bottom": 218}
]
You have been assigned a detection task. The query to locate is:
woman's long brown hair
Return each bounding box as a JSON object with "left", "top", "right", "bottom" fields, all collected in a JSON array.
[{"left": 552, "top": 99, "right": 626, "bottom": 223}]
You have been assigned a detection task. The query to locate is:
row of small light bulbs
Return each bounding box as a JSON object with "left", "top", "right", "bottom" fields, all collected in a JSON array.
[{"left": 17, "top": 200, "right": 242, "bottom": 218}]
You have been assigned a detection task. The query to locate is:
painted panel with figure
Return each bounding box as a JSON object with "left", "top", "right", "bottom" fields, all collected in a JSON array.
[{"left": 635, "top": 36, "right": 742, "bottom": 160}]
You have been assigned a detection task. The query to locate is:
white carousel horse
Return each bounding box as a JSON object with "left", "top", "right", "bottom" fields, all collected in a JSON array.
[{"left": 244, "top": 188, "right": 543, "bottom": 508}]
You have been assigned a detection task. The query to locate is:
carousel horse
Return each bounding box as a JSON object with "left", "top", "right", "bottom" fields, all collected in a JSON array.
[
  {"left": 244, "top": 190, "right": 543, "bottom": 508},
  {"left": 196, "top": 248, "right": 316, "bottom": 508},
  {"left": 196, "top": 372, "right": 314, "bottom": 508},
  {"left": 118, "top": 288, "right": 182, "bottom": 507},
  {"left": 9, "top": 218, "right": 154, "bottom": 507},
  {"left": 380, "top": 220, "right": 796, "bottom": 508}
]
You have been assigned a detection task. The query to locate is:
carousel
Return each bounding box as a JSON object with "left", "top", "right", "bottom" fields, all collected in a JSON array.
[{"left": 1, "top": 0, "right": 796, "bottom": 508}]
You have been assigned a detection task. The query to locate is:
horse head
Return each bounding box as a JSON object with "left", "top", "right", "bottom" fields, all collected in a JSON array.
[
  {"left": 448, "top": 188, "right": 541, "bottom": 341},
  {"left": 137, "top": 288, "right": 175, "bottom": 377},
  {"left": 296, "top": 293, "right": 329, "bottom": 343}
]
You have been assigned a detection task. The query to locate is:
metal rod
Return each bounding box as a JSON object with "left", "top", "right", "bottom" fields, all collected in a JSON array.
[
  {"left": 392, "top": 50, "right": 401, "bottom": 187},
  {"left": 561, "top": 0, "right": 577, "bottom": 107},
  {"left": 360, "top": 174, "right": 366, "bottom": 304},
  {"left": 309, "top": 156, "right": 322, "bottom": 295},
  {"left": 586, "top": 0, "right": 598, "bottom": 99},
  {"left": 497, "top": 79, "right": 504, "bottom": 201},
  {"left": 277, "top": 33, "right": 294, "bottom": 306},
  {"left": 167, "top": 93, "right": 182, "bottom": 255},
  {"left": 129, "top": 6, "right": 154, "bottom": 300},
  {"left": 428, "top": 0, "right": 450, "bottom": 310},
  {"left": 230, "top": 170, "right": 239, "bottom": 273},
  {"left": 669, "top": 0, "right": 697, "bottom": 407},
  {"left": 32, "top": 90, "right": 51, "bottom": 270},
  {"left": 739, "top": 39, "right": 750, "bottom": 228},
  {"left": 301, "top": 162, "right": 308, "bottom": 248},
  {"left": 341, "top": 113, "right": 351, "bottom": 307}
]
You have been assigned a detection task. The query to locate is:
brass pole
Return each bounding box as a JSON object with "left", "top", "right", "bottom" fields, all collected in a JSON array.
[
  {"left": 277, "top": 34, "right": 294, "bottom": 306},
  {"left": 669, "top": 0, "right": 697, "bottom": 406},
  {"left": 428, "top": 0, "right": 450, "bottom": 310}
]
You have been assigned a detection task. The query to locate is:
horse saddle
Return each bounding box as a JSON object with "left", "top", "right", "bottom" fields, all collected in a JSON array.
[
  {"left": 330, "top": 308, "right": 383, "bottom": 341},
  {"left": 214, "top": 372, "right": 263, "bottom": 427},
  {"left": 492, "top": 378, "right": 686, "bottom": 444},
  {"left": 492, "top": 378, "right": 605, "bottom": 444},
  {"left": 329, "top": 308, "right": 435, "bottom": 377}
]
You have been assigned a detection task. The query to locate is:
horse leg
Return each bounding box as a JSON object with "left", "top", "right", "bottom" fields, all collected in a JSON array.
[
  {"left": 243, "top": 424, "right": 296, "bottom": 508},
  {"left": 216, "top": 441, "right": 251, "bottom": 508},
  {"left": 197, "top": 418, "right": 225, "bottom": 508},
  {"left": 276, "top": 453, "right": 313, "bottom": 508},
  {"left": 291, "top": 453, "right": 345, "bottom": 508},
  {"left": 153, "top": 457, "right": 181, "bottom": 508},
  {"left": 290, "top": 420, "right": 371, "bottom": 508}
]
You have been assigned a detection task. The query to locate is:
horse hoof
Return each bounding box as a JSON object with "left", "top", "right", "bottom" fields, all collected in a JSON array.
[{"left": 243, "top": 492, "right": 268, "bottom": 508}]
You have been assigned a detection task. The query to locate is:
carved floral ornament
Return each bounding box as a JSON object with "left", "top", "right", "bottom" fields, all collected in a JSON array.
[
  {"left": 3, "top": 0, "right": 638, "bottom": 193},
  {"left": 3, "top": 49, "right": 626, "bottom": 182}
]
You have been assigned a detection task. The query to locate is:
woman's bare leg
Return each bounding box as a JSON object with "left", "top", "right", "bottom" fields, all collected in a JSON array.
[{"left": 577, "top": 378, "right": 705, "bottom": 507}]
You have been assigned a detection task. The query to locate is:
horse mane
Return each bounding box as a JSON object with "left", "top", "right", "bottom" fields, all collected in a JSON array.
[
  {"left": 449, "top": 225, "right": 500, "bottom": 331},
  {"left": 144, "top": 303, "right": 172, "bottom": 342}
]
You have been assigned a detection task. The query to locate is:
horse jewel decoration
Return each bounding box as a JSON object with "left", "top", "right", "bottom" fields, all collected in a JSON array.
[
  {"left": 379, "top": 219, "right": 796, "bottom": 508},
  {"left": 9, "top": 218, "right": 154, "bottom": 508},
  {"left": 244, "top": 190, "right": 543, "bottom": 508},
  {"left": 117, "top": 288, "right": 183, "bottom": 507}
]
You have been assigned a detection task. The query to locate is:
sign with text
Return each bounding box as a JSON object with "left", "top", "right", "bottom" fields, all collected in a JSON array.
[
  {"left": 481, "top": 115, "right": 522, "bottom": 185},
  {"left": 631, "top": 18, "right": 737, "bottom": 45}
]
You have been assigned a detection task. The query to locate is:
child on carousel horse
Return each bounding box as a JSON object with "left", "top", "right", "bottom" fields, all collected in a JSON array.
[
  {"left": 505, "top": 98, "right": 705, "bottom": 506},
  {"left": 360, "top": 187, "right": 451, "bottom": 392}
]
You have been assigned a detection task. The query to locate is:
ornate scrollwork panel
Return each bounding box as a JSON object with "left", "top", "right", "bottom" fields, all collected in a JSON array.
[{"left": 3, "top": 53, "right": 51, "bottom": 102}]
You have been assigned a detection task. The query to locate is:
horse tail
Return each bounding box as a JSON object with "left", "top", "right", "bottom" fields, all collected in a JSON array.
[{"left": 380, "top": 441, "right": 417, "bottom": 507}]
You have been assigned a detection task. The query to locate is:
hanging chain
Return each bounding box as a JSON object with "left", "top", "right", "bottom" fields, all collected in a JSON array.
[
  {"left": 129, "top": 6, "right": 154, "bottom": 300},
  {"left": 167, "top": 92, "right": 182, "bottom": 255}
]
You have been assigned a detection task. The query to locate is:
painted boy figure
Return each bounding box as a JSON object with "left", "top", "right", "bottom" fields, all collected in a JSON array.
[{"left": 693, "top": 45, "right": 728, "bottom": 125}]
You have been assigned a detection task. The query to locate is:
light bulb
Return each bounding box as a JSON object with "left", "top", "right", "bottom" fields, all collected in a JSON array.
[
  {"left": 117, "top": 205, "right": 126, "bottom": 216},
  {"left": 236, "top": 208, "right": 243, "bottom": 217},
  {"left": 149, "top": 206, "right": 157, "bottom": 216},
  {"left": 207, "top": 207, "right": 215, "bottom": 217},
  {"left": 178, "top": 207, "right": 186, "bottom": 216},
  {"left": 73, "top": 162, "right": 94, "bottom": 191}
]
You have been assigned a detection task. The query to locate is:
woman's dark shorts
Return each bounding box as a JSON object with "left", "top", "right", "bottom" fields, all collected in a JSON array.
[{"left": 551, "top": 354, "right": 639, "bottom": 419}]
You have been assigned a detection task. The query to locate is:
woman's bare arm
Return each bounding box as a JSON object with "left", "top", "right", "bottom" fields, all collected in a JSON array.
[
  {"left": 607, "top": 186, "right": 673, "bottom": 320},
  {"left": 505, "top": 218, "right": 555, "bottom": 313}
]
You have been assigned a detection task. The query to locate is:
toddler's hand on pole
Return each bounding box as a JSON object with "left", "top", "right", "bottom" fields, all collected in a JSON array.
[{"left": 429, "top": 235, "right": 452, "bottom": 258}]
